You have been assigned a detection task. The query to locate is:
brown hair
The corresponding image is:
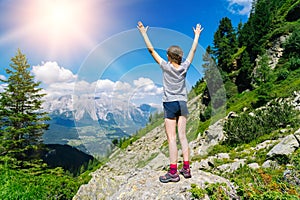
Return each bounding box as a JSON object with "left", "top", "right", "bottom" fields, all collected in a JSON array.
[{"left": 167, "top": 45, "right": 183, "bottom": 65}]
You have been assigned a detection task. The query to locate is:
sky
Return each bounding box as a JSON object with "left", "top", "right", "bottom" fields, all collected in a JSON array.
[{"left": 0, "top": 0, "right": 252, "bottom": 107}]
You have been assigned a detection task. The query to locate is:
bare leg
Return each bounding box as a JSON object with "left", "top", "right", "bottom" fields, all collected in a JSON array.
[
  {"left": 164, "top": 118, "right": 178, "bottom": 164},
  {"left": 177, "top": 116, "right": 189, "bottom": 162}
]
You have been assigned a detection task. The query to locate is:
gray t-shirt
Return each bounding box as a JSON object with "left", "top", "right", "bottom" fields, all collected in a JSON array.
[{"left": 160, "top": 59, "right": 191, "bottom": 102}]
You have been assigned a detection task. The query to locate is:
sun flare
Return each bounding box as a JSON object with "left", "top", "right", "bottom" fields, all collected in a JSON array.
[
  {"left": 47, "top": 2, "right": 73, "bottom": 29},
  {"left": 2, "top": 0, "right": 106, "bottom": 59}
]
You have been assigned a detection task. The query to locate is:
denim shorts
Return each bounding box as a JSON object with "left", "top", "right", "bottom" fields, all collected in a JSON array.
[{"left": 163, "top": 101, "right": 189, "bottom": 119}]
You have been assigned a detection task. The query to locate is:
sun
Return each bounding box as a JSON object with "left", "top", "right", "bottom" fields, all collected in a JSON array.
[
  {"left": 31, "top": 0, "right": 97, "bottom": 54},
  {"left": 47, "top": 2, "right": 74, "bottom": 30},
  {"left": 4, "top": 0, "right": 104, "bottom": 59}
]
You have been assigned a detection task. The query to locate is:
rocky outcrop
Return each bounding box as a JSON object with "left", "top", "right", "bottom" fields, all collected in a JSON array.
[
  {"left": 190, "top": 119, "right": 225, "bottom": 157},
  {"left": 292, "top": 91, "right": 300, "bottom": 111},
  {"left": 266, "top": 128, "right": 300, "bottom": 159},
  {"left": 73, "top": 96, "right": 239, "bottom": 200},
  {"left": 73, "top": 117, "right": 238, "bottom": 199},
  {"left": 266, "top": 35, "right": 290, "bottom": 69},
  {"left": 108, "top": 168, "right": 237, "bottom": 200}
]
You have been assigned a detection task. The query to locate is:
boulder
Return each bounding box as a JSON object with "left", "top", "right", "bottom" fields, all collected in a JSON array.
[{"left": 267, "top": 133, "right": 300, "bottom": 158}]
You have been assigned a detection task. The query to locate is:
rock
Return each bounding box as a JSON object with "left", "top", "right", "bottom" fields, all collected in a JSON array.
[
  {"left": 74, "top": 166, "right": 239, "bottom": 200},
  {"left": 292, "top": 91, "right": 300, "bottom": 110},
  {"left": 249, "top": 112, "right": 255, "bottom": 117},
  {"left": 147, "top": 152, "right": 169, "bottom": 171},
  {"left": 227, "top": 111, "right": 238, "bottom": 119},
  {"left": 267, "top": 134, "right": 300, "bottom": 158},
  {"left": 248, "top": 163, "right": 260, "bottom": 170},
  {"left": 252, "top": 140, "right": 278, "bottom": 151},
  {"left": 216, "top": 153, "right": 230, "bottom": 160},
  {"left": 190, "top": 119, "right": 225, "bottom": 157},
  {"left": 217, "top": 159, "right": 246, "bottom": 173},
  {"left": 266, "top": 35, "right": 290, "bottom": 69},
  {"left": 72, "top": 103, "right": 239, "bottom": 200},
  {"left": 262, "top": 160, "right": 278, "bottom": 169},
  {"left": 195, "top": 157, "right": 215, "bottom": 170},
  {"left": 283, "top": 170, "right": 300, "bottom": 186},
  {"left": 107, "top": 168, "right": 238, "bottom": 200}
]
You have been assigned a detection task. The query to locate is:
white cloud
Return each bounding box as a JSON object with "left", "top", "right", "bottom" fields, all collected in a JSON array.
[
  {"left": 0, "top": 84, "right": 6, "bottom": 93},
  {"left": 47, "top": 82, "right": 75, "bottom": 95},
  {"left": 46, "top": 80, "right": 99, "bottom": 97},
  {"left": 131, "top": 77, "right": 163, "bottom": 100},
  {"left": 115, "top": 81, "right": 131, "bottom": 92},
  {"left": 96, "top": 79, "right": 115, "bottom": 91},
  {"left": 0, "top": 75, "right": 6, "bottom": 81},
  {"left": 133, "top": 77, "right": 154, "bottom": 88},
  {"left": 93, "top": 77, "right": 162, "bottom": 103},
  {"left": 32, "top": 61, "right": 77, "bottom": 84},
  {"left": 0, "top": 75, "right": 7, "bottom": 92},
  {"left": 227, "top": 0, "right": 253, "bottom": 15},
  {"left": 39, "top": 70, "right": 162, "bottom": 106}
]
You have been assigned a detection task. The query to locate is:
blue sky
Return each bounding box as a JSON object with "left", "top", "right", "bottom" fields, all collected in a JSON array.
[{"left": 0, "top": 0, "right": 252, "bottom": 107}]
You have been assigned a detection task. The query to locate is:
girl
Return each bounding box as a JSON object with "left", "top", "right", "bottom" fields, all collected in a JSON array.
[{"left": 137, "top": 21, "right": 203, "bottom": 183}]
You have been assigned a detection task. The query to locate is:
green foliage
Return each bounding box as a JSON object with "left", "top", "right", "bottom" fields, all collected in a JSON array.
[
  {"left": 276, "top": 68, "right": 290, "bottom": 81},
  {"left": 224, "top": 80, "right": 238, "bottom": 99},
  {"left": 205, "top": 182, "right": 230, "bottom": 200},
  {"left": 286, "top": 1, "right": 300, "bottom": 22},
  {"left": 228, "top": 166, "right": 300, "bottom": 200},
  {"left": 253, "top": 54, "right": 271, "bottom": 86},
  {"left": 290, "top": 149, "right": 300, "bottom": 171},
  {"left": 190, "top": 183, "right": 206, "bottom": 199},
  {"left": 255, "top": 82, "right": 274, "bottom": 107},
  {"left": 190, "top": 182, "right": 230, "bottom": 200},
  {"left": 240, "top": 0, "right": 286, "bottom": 60},
  {"left": 224, "top": 100, "right": 299, "bottom": 146},
  {"left": 190, "top": 78, "right": 206, "bottom": 97},
  {"left": 284, "top": 28, "right": 300, "bottom": 59},
  {"left": 207, "top": 144, "right": 233, "bottom": 157},
  {"left": 288, "top": 57, "right": 300, "bottom": 71},
  {"left": 199, "top": 104, "right": 212, "bottom": 122},
  {"left": 0, "top": 164, "right": 84, "bottom": 200},
  {"left": 213, "top": 17, "right": 238, "bottom": 73},
  {"left": 0, "top": 49, "right": 50, "bottom": 164}
]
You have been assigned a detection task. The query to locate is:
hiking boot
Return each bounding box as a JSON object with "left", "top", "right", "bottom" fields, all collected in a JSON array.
[
  {"left": 179, "top": 168, "right": 191, "bottom": 178},
  {"left": 159, "top": 172, "right": 180, "bottom": 183}
]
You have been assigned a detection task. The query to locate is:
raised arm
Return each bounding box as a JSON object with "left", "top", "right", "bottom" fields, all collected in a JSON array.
[
  {"left": 186, "top": 24, "right": 204, "bottom": 63},
  {"left": 137, "top": 21, "right": 162, "bottom": 64}
]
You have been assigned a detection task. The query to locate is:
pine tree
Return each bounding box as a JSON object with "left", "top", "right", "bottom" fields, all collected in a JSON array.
[
  {"left": 0, "top": 49, "right": 50, "bottom": 164},
  {"left": 236, "top": 51, "right": 253, "bottom": 92},
  {"left": 213, "top": 17, "right": 238, "bottom": 73}
]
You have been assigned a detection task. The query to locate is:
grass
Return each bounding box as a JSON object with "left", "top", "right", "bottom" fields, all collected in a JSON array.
[
  {"left": 0, "top": 166, "right": 80, "bottom": 200},
  {"left": 0, "top": 155, "right": 104, "bottom": 200}
]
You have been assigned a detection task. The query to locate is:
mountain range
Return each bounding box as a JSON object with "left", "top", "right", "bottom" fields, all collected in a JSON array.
[{"left": 42, "top": 94, "right": 158, "bottom": 157}]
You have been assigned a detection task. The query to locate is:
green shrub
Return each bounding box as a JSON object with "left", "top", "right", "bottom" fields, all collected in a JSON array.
[
  {"left": 224, "top": 100, "right": 299, "bottom": 146},
  {"left": 189, "top": 183, "right": 206, "bottom": 199},
  {"left": 228, "top": 166, "right": 300, "bottom": 200},
  {"left": 291, "top": 149, "right": 300, "bottom": 171},
  {"left": 190, "top": 183, "right": 231, "bottom": 200},
  {"left": 276, "top": 68, "right": 290, "bottom": 81},
  {"left": 200, "top": 104, "right": 212, "bottom": 122},
  {"left": 289, "top": 57, "right": 300, "bottom": 71},
  {"left": 0, "top": 165, "right": 82, "bottom": 200},
  {"left": 225, "top": 80, "right": 238, "bottom": 99},
  {"left": 207, "top": 144, "right": 232, "bottom": 157},
  {"left": 205, "top": 182, "right": 230, "bottom": 200}
]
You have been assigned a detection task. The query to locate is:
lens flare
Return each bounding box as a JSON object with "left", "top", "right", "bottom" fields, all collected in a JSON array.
[{"left": 0, "top": 0, "right": 106, "bottom": 59}]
